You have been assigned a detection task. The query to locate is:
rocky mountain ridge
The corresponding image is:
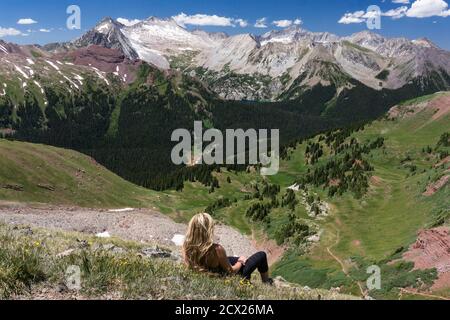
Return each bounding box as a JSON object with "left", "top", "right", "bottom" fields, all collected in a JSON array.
[{"left": 44, "top": 17, "right": 450, "bottom": 100}]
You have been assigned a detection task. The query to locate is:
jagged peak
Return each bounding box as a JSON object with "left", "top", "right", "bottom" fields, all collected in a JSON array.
[
  {"left": 133, "top": 16, "right": 185, "bottom": 29},
  {"left": 349, "top": 30, "right": 385, "bottom": 41},
  {"left": 230, "top": 33, "right": 258, "bottom": 42},
  {"left": 260, "top": 26, "right": 339, "bottom": 46},
  {"left": 94, "top": 17, "right": 122, "bottom": 33},
  {"left": 261, "top": 25, "right": 304, "bottom": 38},
  {"left": 413, "top": 37, "right": 439, "bottom": 49},
  {"left": 98, "top": 16, "right": 114, "bottom": 24},
  {"left": 192, "top": 29, "right": 229, "bottom": 39}
]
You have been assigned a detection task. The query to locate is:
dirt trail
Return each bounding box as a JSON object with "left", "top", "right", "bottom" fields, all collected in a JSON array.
[
  {"left": 0, "top": 202, "right": 260, "bottom": 259},
  {"left": 326, "top": 226, "right": 366, "bottom": 297},
  {"left": 399, "top": 288, "right": 450, "bottom": 301}
]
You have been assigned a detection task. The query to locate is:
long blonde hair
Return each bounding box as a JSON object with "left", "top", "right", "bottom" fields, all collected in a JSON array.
[{"left": 183, "top": 213, "right": 215, "bottom": 270}]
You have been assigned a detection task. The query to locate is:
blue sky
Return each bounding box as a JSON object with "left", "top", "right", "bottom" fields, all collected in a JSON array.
[{"left": 1, "top": 0, "right": 450, "bottom": 49}]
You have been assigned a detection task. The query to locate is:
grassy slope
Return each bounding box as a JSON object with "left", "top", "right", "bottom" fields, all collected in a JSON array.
[
  {"left": 0, "top": 92, "right": 448, "bottom": 299},
  {"left": 270, "top": 92, "right": 450, "bottom": 297},
  {"left": 0, "top": 137, "right": 261, "bottom": 231},
  {"left": 0, "top": 223, "right": 357, "bottom": 300},
  {"left": 0, "top": 139, "right": 161, "bottom": 208},
  {"left": 138, "top": 92, "right": 448, "bottom": 298},
  {"left": 0, "top": 141, "right": 355, "bottom": 300}
]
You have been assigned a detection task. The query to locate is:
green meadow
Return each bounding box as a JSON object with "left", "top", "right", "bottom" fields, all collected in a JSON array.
[{"left": 0, "top": 92, "right": 448, "bottom": 299}]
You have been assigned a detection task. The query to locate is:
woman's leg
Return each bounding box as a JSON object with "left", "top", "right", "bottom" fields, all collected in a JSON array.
[{"left": 240, "top": 251, "right": 269, "bottom": 281}]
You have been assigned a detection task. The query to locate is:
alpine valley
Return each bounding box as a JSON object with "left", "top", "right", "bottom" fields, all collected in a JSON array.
[{"left": 0, "top": 16, "right": 449, "bottom": 300}]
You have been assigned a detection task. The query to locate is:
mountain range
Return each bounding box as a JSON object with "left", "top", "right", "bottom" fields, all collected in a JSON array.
[
  {"left": 0, "top": 15, "right": 449, "bottom": 300},
  {"left": 46, "top": 17, "right": 450, "bottom": 100},
  {"left": 1, "top": 16, "right": 450, "bottom": 188},
  {"left": 1, "top": 15, "right": 450, "bottom": 107}
]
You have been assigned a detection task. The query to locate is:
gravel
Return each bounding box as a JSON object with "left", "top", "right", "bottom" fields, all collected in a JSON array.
[{"left": 0, "top": 202, "right": 257, "bottom": 258}]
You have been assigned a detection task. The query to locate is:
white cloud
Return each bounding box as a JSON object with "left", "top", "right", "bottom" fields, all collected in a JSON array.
[
  {"left": 384, "top": 6, "right": 409, "bottom": 18},
  {"left": 338, "top": 11, "right": 367, "bottom": 24},
  {"left": 338, "top": 0, "right": 450, "bottom": 24},
  {"left": 0, "top": 27, "right": 23, "bottom": 37},
  {"left": 406, "top": 0, "right": 450, "bottom": 17},
  {"left": 39, "top": 28, "right": 51, "bottom": 33},
  {"left": 254, "top": 17, "right": 268, "bottom": 28},
  {"left": 17, "top": 18, "right": 37, "bottom": 25},
  {"left": 271, "top": 18, "right": 302, "bottom": 28},
  {"left": 173, "top": 13, "right": 237, "bottom": 27},
  {"left": 273, "top": 19, "right": 293, "bottom": 28},
  {"left": 235, "top": 19, "right": 248, "bottom": 27},
  {"left": 117, "top": 18, "right": 141, "bottom": 26}
]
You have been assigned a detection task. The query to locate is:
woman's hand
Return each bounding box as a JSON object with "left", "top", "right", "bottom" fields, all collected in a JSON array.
[{"left": 238, "top": 256, "right": 247, "bottom": 266}]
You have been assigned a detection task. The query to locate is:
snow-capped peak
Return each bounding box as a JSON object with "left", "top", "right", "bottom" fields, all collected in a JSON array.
[
  {"left": 260, "top": 26, "right": 339, "bottom": 46},
  {"left": 345, "top": 31, "right": 386, "bottom": 51},
  {"left": 412, "top": 38, "right": 438, "bottom": 49},
  {"left": 94, "top": 17, "right": 122, "bottom": 34},
  {"left": 140, "top": 16, "right": 182, "bottom": 27}
]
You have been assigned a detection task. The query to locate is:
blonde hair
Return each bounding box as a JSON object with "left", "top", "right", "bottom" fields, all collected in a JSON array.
[{"left": 183, "top": 213, "right": 215, "bottom": 270}]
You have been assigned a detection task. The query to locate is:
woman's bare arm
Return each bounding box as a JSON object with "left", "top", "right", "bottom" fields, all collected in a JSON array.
[{"left": 215, "top": 245, "right": 242, "bottom": 274}]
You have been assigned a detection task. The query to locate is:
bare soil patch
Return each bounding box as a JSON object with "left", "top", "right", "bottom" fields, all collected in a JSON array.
[
  {"left": 403, "top": 227, "right": 450, "bottom": 291},
  {"left": 430, "top": 95, "right": 450, "bottom": 121},
  {"left": 370, "top": 176, "right": 382, "bottom": 186},
  {"left": 251, "top": 233, "right": 286, "bottom": 267},
  {"left": 423, "top": 175, "right": 449, "bottom": 196},
  {"left": 435, "top": 156, "right": 450, "bottom": 168}
]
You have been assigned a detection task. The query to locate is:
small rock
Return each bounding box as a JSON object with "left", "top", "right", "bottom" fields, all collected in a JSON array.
[
  {"left": 56, "top": 249, "right": 76, "bottom": 258},
  {"left": 141, "top": 247, "right": 172, "bottom": 259},
  {"left": 19, "top": 226, "right": 33, "bottom": 236},
  {"left": 171, "top": 234, "right": 185, "bottom": 246},
  {"left": 56, "top": 283, "right": 69, "bottom": 293},
  {"left": 92, "top": 243, "right": 126, "bottom": 254},
  {"left": 102, "top": 243, "right": 116, "bottom": 251},
  {"left": 161, "top": 276, "right": 179, "bottom": 282},
  {"left": 76, "top": 239, "right": 89, "bottom": 249},
  {"left": 96, "top": 231, "right": 111, "bottom": 238},
  {"left": 169, "top": 251, "right": 182, "bottom": 262},
  {"left": 37, "top": 183, "right": 55, "bottom": 191},
  {"left": 330, "top": 287, "right": 341, "bottom": 293},
  {"left": 111, "top": 246, "right": 126, "bottom": 254},
  {"left": 2, "top": 183, "right": 24, "bottom": 191}
]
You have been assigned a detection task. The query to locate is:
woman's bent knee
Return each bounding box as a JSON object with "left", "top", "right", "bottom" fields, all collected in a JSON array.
[
  {"left": 257, "top": 251, "right": 267, "bottom": 261},
  {"left": 256, "top": 252, "right": 269, "bottom": 272}
]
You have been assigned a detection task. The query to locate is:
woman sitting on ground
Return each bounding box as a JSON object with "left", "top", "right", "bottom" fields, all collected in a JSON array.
[{"left": 182, "top": 212, "right": 273, "bottom": 284}]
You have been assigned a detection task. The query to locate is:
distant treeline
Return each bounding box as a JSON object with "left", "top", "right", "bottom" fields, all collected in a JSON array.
[{"left": 1, "top": 63, "right": 449, "bottom": 191}]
